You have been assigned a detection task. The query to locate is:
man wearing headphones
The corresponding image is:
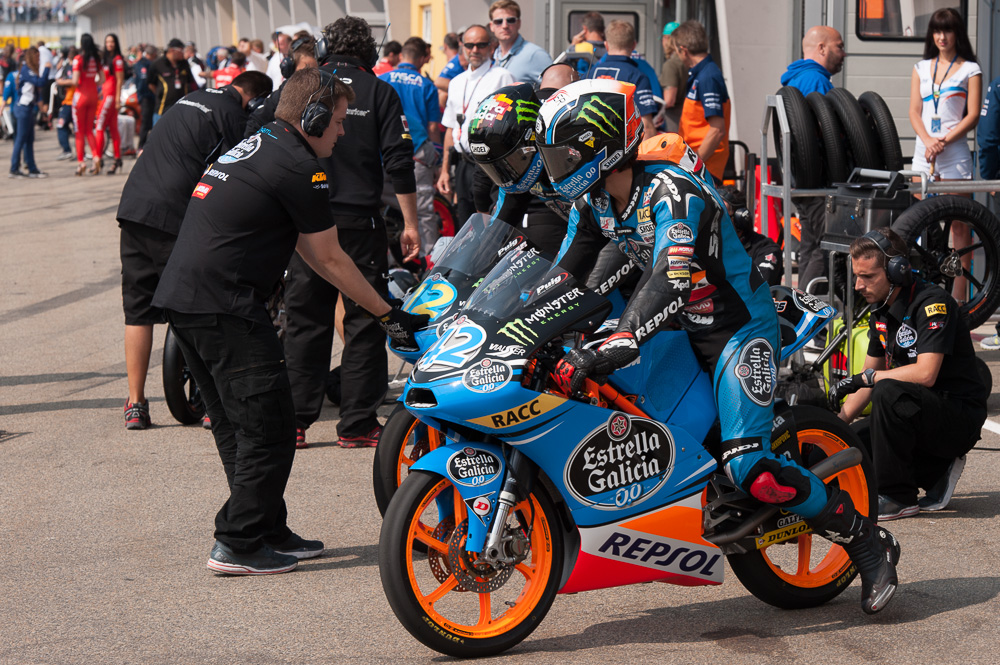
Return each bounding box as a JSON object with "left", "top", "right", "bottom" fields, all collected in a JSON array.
[
  {"left": 152, "top": 69, "right": 427, "bottom": 574},
  {"left": 830, "top": 228, "right": 988, "bottom": 520}
]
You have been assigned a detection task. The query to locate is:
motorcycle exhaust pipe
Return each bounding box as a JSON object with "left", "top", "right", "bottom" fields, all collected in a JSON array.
[{"left": 704, "top": 447, "right": 862, "bottom": 546}]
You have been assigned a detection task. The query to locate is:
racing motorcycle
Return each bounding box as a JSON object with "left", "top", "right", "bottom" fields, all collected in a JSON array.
[{"left": 378, "top": 245, "right": 869, "bottom": 658}]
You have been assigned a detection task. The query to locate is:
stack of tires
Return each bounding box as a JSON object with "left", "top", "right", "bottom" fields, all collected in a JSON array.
[{"left": 774, "top": 87, "right": 903, "bottom": 188}]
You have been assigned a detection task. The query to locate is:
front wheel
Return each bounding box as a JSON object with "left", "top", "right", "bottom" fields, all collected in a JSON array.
[
  {"left": 372, "top": 404, "right": 444, "bottom": 516},
  {"left": 379, "top": 470, "right": 563, "bottom": 658},
  {"left": 727, "top": 406, "right": 876, "bottom": 609},
  {"left": 162, "top": 325, "right": 205, "bottom": 425}
]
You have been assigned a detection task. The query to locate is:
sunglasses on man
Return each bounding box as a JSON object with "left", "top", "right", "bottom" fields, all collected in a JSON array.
[
  {"left": 463, "top": 41, "right": 491, "bottom": 50},
  {"left": 491, "top": 16, "right": 518, "bottom": 25}
]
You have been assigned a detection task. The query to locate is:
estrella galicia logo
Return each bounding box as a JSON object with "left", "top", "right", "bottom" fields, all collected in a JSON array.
[
  {"left": 447, "top": 448, "right": 502, "bottom": 487},
  {"left": 564, "top": 413, "right": 674, "bottom": 510},
  {"left": 791, "top": 289, "right": 835, "bottom": 318},
  {"left": 462, "top": 358, "right": 513, "bottom": 393},
  {"left": 734, "top": 338, "right": 776, "bottom": 406},
  {"left": 218, "top": 134, "right": 261, "bottom": 164},
  {"left": 665, "top": 222, "right": 694, "bottom": 243},
  {"left": 498, "top": 319, "right": 538, "bottom": 345},
  {"left": 896, "top": 324, "right": 917, "bottom": 348}
]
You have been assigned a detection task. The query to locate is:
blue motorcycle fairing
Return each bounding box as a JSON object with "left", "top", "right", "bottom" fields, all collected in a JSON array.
[{"left": 410, "top": 440, "right": 509, "bottom": 554}]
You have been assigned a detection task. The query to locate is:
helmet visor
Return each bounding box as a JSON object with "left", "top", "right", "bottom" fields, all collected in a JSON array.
[
  {"left": 478, "top": 145, "right": 538, "bottom": 190},
  {"left": 537, "top": 138, "right": 595, "bottom": 182}
]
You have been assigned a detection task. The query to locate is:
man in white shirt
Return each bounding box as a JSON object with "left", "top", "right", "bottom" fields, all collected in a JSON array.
[
  {"left": 265, "top": 31, "right": 293, "bottom": 90},
  {"left": 238, "top": 38, "right": 269, "bottom": 73},
  {"left": 436, "top": 24, "right": 514, "bottom": 226}
]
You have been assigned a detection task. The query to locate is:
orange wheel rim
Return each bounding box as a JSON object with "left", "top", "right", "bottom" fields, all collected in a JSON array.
[
  {"left": 759, "top": 429, "right": 870, "bottom": 588},
  {"left": 395, "top": 421, "right": 443, "bottom": 487},
  {"left": 404, "top": 478, "right": 555, "bottom": 639}
]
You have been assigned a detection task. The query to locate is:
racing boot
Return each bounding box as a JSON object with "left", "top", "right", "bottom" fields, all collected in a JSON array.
[{"left": 806, "top": 488, "right": 900, "bottom": 614}]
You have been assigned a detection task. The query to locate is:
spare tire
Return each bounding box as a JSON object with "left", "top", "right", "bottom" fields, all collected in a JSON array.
[
  {"left": 773, "top": 86, "right": 823, "bottom": 188},
  {"left": 805, "top": 92, "right": 850, "bottom": 185},
  {"left": 826, "top": 88, "right": 882, "bottom": 171},
  {"left": 858, "top": 91, "right": 904, "bottom": 172}
]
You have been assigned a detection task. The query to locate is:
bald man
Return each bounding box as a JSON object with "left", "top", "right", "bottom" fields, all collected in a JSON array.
[
  {"left": 537, "top": 61, "right": 580, "bottom": 99},
  {"left": 780, "top": 26, "right": 845, "bottom": 96}
]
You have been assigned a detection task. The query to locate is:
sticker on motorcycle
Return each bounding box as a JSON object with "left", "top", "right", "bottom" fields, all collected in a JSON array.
[
  {"left": 447, "top": 448, "right": 502, "bottom": 487},
  {"left": 564, "top": 413, "right": 675, "bottom": 510},
  {"left": 733, "top": 338, "right": 776, "bottom": 407},
  {"left": 464, "top": 493, "right": 496, "bottom": 526},
  {"left": 462, "top": 358, "right": 512, "bottom": 393},
  {"left": 403, "top": 274, "right": 458, "bottom": 319},
  {"left": 468, "top": 393, "right": 567, "bottom": 429},
  {"left": 416, "top": 316, "right": 486, "bottom": 372},
  {"left": 791, "top": 289, "right": 835, "bottom": 318}
]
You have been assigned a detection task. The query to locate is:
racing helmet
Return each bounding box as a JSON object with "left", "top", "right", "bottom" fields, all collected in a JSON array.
[
  {"left": 535, "top": 79, "right": 644, "bottom": 200},
  {"left": 467, "top": 83, "right": 544, "bottom": 194}
]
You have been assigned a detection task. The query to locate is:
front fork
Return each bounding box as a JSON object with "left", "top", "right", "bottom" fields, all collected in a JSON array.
[{"left": 481, "top": 448, "right": 535, "bottom": 567}]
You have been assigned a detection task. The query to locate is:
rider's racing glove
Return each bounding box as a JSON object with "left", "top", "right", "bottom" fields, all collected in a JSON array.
[
  {"left": 378, "top": 307, "right": 430, "bottom": 352},
  {"left": 828, "top": 368, "right": 876, "bottom": 410},
  {"left": 554, "top": 331, "right": 639, "bottom": 395}
]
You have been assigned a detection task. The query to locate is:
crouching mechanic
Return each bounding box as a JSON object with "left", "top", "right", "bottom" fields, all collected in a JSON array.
[
  {"left": 537, "top": 78, "right": 899, "bottom": 614},
  {"left": 151, "top": 69, "right": 428, "bottom": 575},
  {"left": 829, "top": 229, "right": 988, "bottom": 519}
]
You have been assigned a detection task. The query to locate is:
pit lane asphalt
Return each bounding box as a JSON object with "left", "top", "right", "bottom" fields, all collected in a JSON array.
[{"left": 2, "top": 130, "right": 1000, "bottom": 665}]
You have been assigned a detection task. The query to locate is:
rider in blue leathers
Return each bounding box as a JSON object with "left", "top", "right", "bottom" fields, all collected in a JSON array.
[{"left": 536, "top": 78, "right": 900, "bottom": 615}]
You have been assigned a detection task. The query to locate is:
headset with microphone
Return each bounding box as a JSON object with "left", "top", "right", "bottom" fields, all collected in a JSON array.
[
  {"left": 280, "top": 35, "right": 313, "bottom": 80},
  {"left": 862, "top": 229, "right": 912, "bottom": 287},
  {"left": 300, "top": 69, "right": 337, "bottom": 137}
]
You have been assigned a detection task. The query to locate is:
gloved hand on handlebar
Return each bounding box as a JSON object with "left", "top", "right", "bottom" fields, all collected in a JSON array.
[
  {"left": 554, "top": 331, "right": 640, "bottom": 395},
  {"left": 828, "top": 368, "right": 876, "bottom": 411},
  {"left": 378, "top": 307, "right": 430, "bottom": 352}
]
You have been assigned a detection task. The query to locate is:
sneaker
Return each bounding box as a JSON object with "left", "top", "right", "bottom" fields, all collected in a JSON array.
[
  {"left": 8, "top": 170, "right": 24, "bottom": 178},
  {"left": 336, "top": 424, "right": 381, "bottom": 449},
  {"left": 27, "top": 171, "right": 48, "bottom": 178},
  {"left": 124, "top": 400, "right": 151, "bottom": 430},
  {"left": 56, "top": 151, "right": 73, "bottom": 161},
  {"left": 266, "top": 532, "right": 324, "bottom": 559},
  {"left": 877, "top": 494, "right": 920, "bottom": 521},
  {"left": 919, "top": 455, "right": 966, "bottom": 511},
  {"left": 295, "top": 427, "right": 307, "bottom": 449},
  {"left": 207, "top": 541, "right": 297, "bottom": 575},
  {"left": 980, "top": 334, "right": 1000, "bottom": 350},
  {"left": 202, "top": 415, "right": 212, "bottom": 430}
]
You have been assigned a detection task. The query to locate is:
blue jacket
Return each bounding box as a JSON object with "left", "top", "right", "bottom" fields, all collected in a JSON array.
[
  {"left": 379, "top": 62, "right": 441, "bottom": 151},
  {"left": 978, "top": 76, "right": 1000, "bottom": 179},
  {"left": 589, "top": 55, "right": 658, "bottom": 116},
  {"left": 779, "top": 59, "right": 833, "bottom": 96}
]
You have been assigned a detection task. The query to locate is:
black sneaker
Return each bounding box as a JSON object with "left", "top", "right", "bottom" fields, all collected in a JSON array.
[
  {"left": 8, "top": 170, "right": 25, "bottom": 178},
  {"left": 266, "top": 532, "right": 324, "bottom": 559},
  {"left": 878, "top": 494, "right": 919, "bottom": 521},
  {"left": 919, "top": 455, "right": 966, "bottom": 512},
  {"left": 207, "top": 541, "right": 298, "bottom": 575},
  {"left": 124, "top": 400, "right": 151, "bottom": 430}
]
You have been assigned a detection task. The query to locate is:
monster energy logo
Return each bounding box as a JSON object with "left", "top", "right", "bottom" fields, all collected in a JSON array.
[
  {"left": 576, "top": 96, "right": 621, "bottom": 137},
  {"left": 515, "top": 99, "right": 540, "bottom": 124},
  {"left": 498, "top": 319, "right": 538, "bottom": 345}
]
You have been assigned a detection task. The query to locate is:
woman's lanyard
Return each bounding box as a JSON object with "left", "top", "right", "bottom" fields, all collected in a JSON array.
[
  {"left": 457, "top": 62, "right": 493, "bottom": 144},
  {"left": 931, "top": 54, "right": 957, "bottom": 119}
]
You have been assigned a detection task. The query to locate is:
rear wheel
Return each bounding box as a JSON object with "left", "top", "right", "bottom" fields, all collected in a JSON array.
[
  {"left": 162, "top": 325, "right": 205, "bottom": 425},
  {"left": 379, "top": 471, "right": 563, "bottom": 658},
  {"left": 373, "top": 404, "right": 445, "bottom": 516},
  {"left": 727, "top": 406, "right": 875, "bottom": 609}
]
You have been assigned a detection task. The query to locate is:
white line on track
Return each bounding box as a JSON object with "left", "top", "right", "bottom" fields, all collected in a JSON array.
[{"left": 982, "top": 419, "right": 1000, "bottom": 435}]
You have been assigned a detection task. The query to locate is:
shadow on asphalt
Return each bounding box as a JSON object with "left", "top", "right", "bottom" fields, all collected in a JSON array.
[
  {"left": 0, "top": 397, "right": 142, "bottom": 415},
  {"left": 298, "top": 544, "right": 380, "bottom": 571},
  {"left": 942, "top": 491, "right": 1000, "bottom": 519},
  {"left": 510, "top": 576, "right": 1000, "bottom": 657},
  {"left": 0, "top": 371, "right": 127, "bottom": 387}
]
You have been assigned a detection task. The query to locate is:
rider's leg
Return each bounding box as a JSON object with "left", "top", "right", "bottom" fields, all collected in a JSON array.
[{"left": 714, "top": 331, "right": 899, "bottom": 614}]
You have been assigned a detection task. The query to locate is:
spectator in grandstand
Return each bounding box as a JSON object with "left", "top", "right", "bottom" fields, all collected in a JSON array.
[
  {"left": 908, "top": 7, "right": 981, "bottom": 303},
  {"left": 438, "top": 24, "right": 514, "bottom": 225},
  {"left": 589, "top": 20, "right": 656, "bottom": 139},
  {"left": 659, "top": 21, "right": 685, "bottom": 133},
  {"left": 381, "top": 38, "right": 442, "bottom": 255},
  {"left": 489, "top": 0, "right": 551, "bottom": 86},
  {"left": 372, "top": 39, "right": 401, "bottom": 76},
  {"left": 151, "top": 38, "right": 196, "bottom": 124},
  {"left": 674, "top": 19, "right": 730, "bottom": 184},
  {"left": 434, "top": 31, "right": 463, "bottom": 108}
]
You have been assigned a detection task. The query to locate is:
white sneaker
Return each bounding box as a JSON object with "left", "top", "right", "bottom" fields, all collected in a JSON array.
[
  {"left": 919, "top": 455, "right": 966, "bottom": 511},
  {"left": 980, "top": 334, "right": 1000, "bottom": 350}
]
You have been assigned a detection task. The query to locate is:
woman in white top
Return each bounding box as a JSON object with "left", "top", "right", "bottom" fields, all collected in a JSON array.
[{"left": 908, "top": 7, "right": 981, "bottom": 300}]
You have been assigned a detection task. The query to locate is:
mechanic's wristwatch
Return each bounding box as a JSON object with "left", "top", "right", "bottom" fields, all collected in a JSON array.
[{"left": 861, "top": 368, "right": 876, "bottom": 387}]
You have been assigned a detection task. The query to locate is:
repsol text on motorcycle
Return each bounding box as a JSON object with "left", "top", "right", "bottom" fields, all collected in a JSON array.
[{"left": 378, "top": 239, "right": 872, "bottom": 658}]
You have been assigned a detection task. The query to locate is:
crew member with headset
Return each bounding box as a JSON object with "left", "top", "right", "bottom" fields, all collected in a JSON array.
[
  {"left": 116, "top": 71, "right": 274, "bottom": 430},
  {"left": 830, "top": 228, "right": 989, "bottom": 520},
  {"left": 247, "top": 16, "right": 420, "bottom": 449},
  {"left": 151, "top": 68, "right": 428, "bottom": 575}
]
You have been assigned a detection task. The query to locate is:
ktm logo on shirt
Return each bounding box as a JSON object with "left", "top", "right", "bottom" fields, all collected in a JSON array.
[
  {"left": 312, "top": 172, "right": 327, "bottom": 183},
  {"left": 192, "top": 183, "right": 213, "bottom": 199}
]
